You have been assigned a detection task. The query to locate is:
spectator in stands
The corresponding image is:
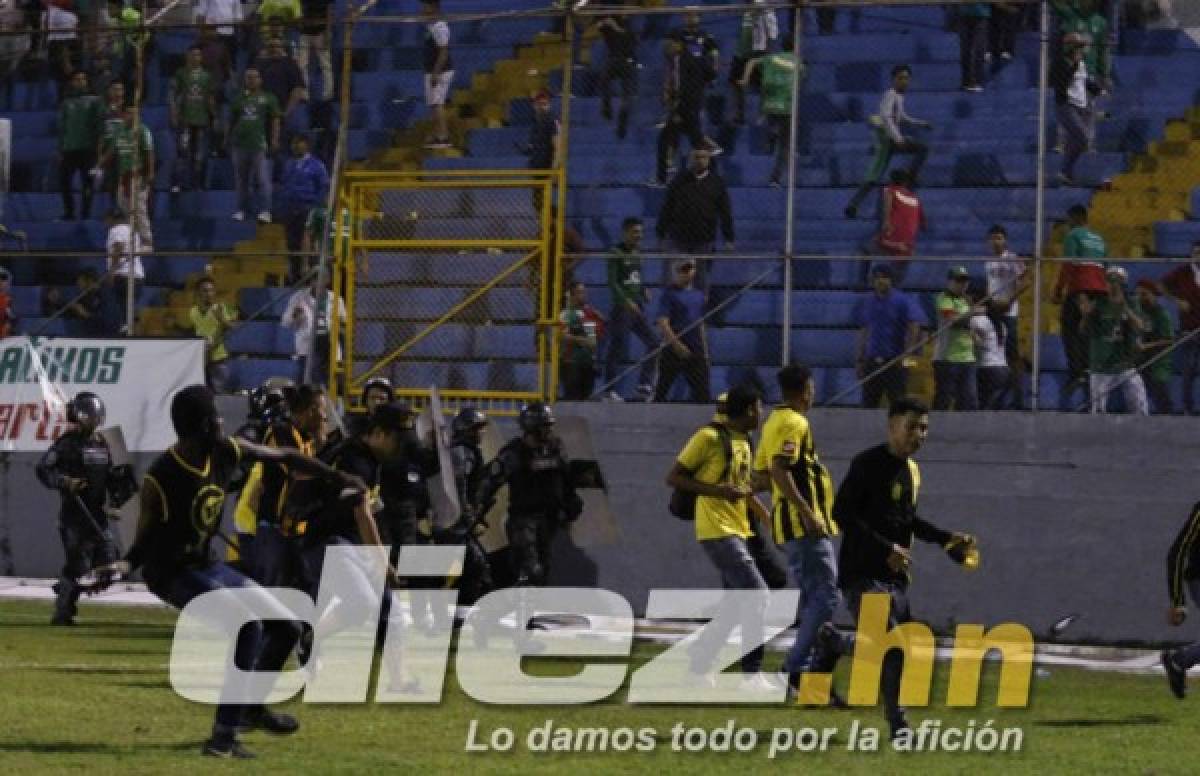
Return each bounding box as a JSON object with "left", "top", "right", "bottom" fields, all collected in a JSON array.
[
  {"left": 1052, "top": 34, "right": 1098, "bottom": 186},
  {"left": 297, "top": 0, "right": 334, "bottom": 103},
  {"left": 196, "top": 0, "right": 245, "bottom": 65},
  {"left": 1052, "top": 0, "right": 1111, "bottom": 89},
  {"left": 970, "top": 287, "right": 1011, "bottom": 410},
  {"left": 1052, "top": 204, "right": 1107, "bottom": 409},
  {"left": 65, "top": 268, "right": 119, "bottom": 336},
  {"left": 524, "top": 89, "right": 560, "bottom": 211},
  {"left": 671, "top": 10, "right": 720, "bottom": 98},
  {"left": 283, "top": 272, "right": 345, "bottom": 385},
  {"left": 873, "top": 168, "right": 924, "bottom": 286},
  {"left": 58, "top": 69, "right": 101, "bottom": 222},
  {"left": 739, "top": 35, "right": 803, "bottom": 187},
  {"left": 984, "top": 224, "right": 1028, "bottom": 408},
  {"left": 1162, "top": 242, "right": 1200, "bottom": 415},
  {"left": 278, "top": 133, "right": 330, "bottom": 283},
  {"left": 258, "top": 0, "right": 301, "bottom": 48},
  {"left": 189, "top": 277, "right": 237, "bottom": 393},
  {"left": 604, "top": 216, "right": 657, "bottom": 402},
  {"left": 654, "top": 36, "right": 716, "bottom": 186},
  {"left": 844, "top": 65, "right": 931, "bottom": 219},
  {"left": 421, "top": 0, "right": 454, "bottom": 149},
  {"left": 196, "top": 24, "right": 233, "bottom": 155},
  {"left": 559, "top": 281, "right": 604, "bottom": 401},
  {"left": 42, "top": 0, "right": 80, "bottom": 90},
  {"left": 594, "top": 12, "right": 637, "bottom": 139},
  {"left": 955, "top": 3, "right": 990, "bottom": 92},
  {"left": 854, "top": 264, "right": 924, "bottom": 409},
  {"left": 0, "top": 266, "right": 16, "bottom": 338},
  {"left": 169, "top": 45, "right": 217, "bottom": 194},
  {"left": 253, "top": 36, "right": 307, "bottom": 161},
  {"left": 729, "top": 0, "right": 778, "bottom": 126},
  {"left": 229, "top": 66, "right": 280, "bottom": 224},
  {"left": 96, "top": 79, "right": 125, "bottom": 209},
  {"left": 990, "top": 2, "right": 1021, "bottom": 61},
  {"left": 104, "top": 207, "right": 144, "bottom": 331},
  {"left": 0, "top": 1, "right": 30, "bottom": 83},
  {"left": 302, "top": 204, "right": 343, "bottom": 270},
  {"left": 1134, "top": 278, "right": 1174, "bottom": 415},
  {"left": 656, "top": 148, "right": 734, "bottom": 298},
  {"left": 108, "top": 0, "right": 147, "bottom": 95},
  {"left": 1078, "top": 266, "right": 1148, "bottom": 415},
  {"left": 932, "top": 266, "right": 979, "bottom": 411},
  {"left": 96, "top": 106, "right": 154, "bottom": 246},
  {"left": 654, "top": 260, "right": 710, "bottom": 403}
]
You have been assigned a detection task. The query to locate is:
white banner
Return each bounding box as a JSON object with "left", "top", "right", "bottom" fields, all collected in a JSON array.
[{"left": 0, "top": 337, "right": 205, "bottom": 452}]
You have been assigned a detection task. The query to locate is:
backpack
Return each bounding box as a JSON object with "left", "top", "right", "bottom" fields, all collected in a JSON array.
[{"left": 668, "top": 423, "right": 733, "bottom": 521}]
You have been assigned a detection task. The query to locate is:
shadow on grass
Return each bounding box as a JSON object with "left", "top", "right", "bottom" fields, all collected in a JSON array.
[
  {"left": 1034, "top": 714, "right": 1164, "bottom": 728},
  {"left": 0, "top": 740, "right": 197, "bottom": 755},
  {"left": 41, "top": 666, "right": 162, "bottom": 675}
]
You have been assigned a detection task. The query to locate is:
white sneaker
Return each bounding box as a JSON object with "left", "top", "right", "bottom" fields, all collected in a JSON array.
[
  {"left": 603, "top": 390, "right": 624, "bottom": 402},
  {"left": 635, "top": 384, "right": 653, "bottom": 401},
  {"left": 232, "top": 211, "right": 245, "bottom": 221},
  {"left": 257, "top": 211, "right": 272, "bottom": 224},
  {"left": 739, "top": 672, "right": 786, "bottom": 695}
]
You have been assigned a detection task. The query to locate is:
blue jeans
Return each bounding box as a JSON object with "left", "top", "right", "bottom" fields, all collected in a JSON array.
[
  {"left": 604, "top": 303, "right": 658, "bottom": 390},
  {"left": 145, "top": 561, "right": 300, "bottom": 730},
  {"left": 692, "top": 536, "right": 768, "bottom": 674},
  {"left": 255, "top": 522, "right": 302, "bottom": 587},
  {"left": 232, "top": 148, "right": 272, "bottom": 215},
  {"left": 781, "top": 536, "right": 840, "bottom": 674}
]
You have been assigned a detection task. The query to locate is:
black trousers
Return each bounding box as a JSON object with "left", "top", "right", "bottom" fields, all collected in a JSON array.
[
  {"left": 506, "top": 513, "right": 557, "bottom": 586},
  {"left": 656, "top": 102, "right": 704, "bottom": 182},
  {"left": 560, "top": 361, "right": 595, "bottom": 400},
  {"left": 860, "top": 358, "right": 908, "bottom": 408},
  {"left": 56, "top": 516, "right": 118, "bottom": 618},
  {"left": 600, "top": 58, "right": 636, "bottom": 138},
  {"left": 655, "top": 348, "right": 711, "bottom": 403},
  {"left": 60, "top": 148, "right": 96, "bottom": 219}
]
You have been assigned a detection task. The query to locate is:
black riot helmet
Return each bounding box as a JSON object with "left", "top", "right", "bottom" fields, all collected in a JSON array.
[
  {"left": 248, "top": 379, "right": 291, "bottom": 423},
  {"left": 451, "top": 407, "right": 488, "bottom": 443},
  {"left": 518, "top": 401, "right": 555, "bottom": 441},
  {"left": 67, "top": 391, "right": 106, "bottom": 431},
  {"left": 360, "top": 377, "right": 395, "bottom": 411}
]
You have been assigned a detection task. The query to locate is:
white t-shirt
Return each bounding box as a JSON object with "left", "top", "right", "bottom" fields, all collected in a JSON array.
[
  {"left": 971, "top": 315, "right": 1007, "bottom": 368},
  {"left": 1067, "top": 60, "right": 1089, "bottom": 109},
  {"left": 985, "top": 251, "right": 1025, "bottom": 317},
  {"left": 43, "top": 7, "right": 78, "bottom": 42},
  {"left": 198, "top": 0, "right": 244, "bottom": 36},
  {"left": 106, "top": 223, "right": 146, "bottom": 280},
  {"left": 283, "top": 288, "right": 346, "bottom": 358},
  {"left": 428, "top": 20, "right": 450, "bottom": 48}
]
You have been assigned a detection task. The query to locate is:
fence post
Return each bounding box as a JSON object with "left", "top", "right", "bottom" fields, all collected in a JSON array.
[
  {"left": 1031, "top": 0, "right": 1051, "bottom": 412},
  {"left": 781, "top": 3, "right": 804, "bottom": 367}
]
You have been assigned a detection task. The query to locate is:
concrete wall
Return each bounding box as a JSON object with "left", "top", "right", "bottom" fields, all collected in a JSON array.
[{"left": 2, "top": 398, "right": 1197, "bottom": 644}]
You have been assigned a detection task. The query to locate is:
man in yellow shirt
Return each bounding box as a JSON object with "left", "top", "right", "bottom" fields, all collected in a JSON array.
[
  {"left": 754, "top": 363, "right": 840, "bottom": 694},
  {"left": 188, "top": 277, "right": 236, "bottom": 393},
  {"left": 666, "top": 384, "right": 773, "bottom": 689}
]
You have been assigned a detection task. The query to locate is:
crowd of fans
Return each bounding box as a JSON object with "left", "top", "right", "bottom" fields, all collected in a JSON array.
[{"left": 0, "top": 1, "right": 1193, "bottom": 413}]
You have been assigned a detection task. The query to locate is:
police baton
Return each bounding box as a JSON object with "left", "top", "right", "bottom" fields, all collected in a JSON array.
[{"left": 71, "top": 493, "right": 114, "bottom": 544}]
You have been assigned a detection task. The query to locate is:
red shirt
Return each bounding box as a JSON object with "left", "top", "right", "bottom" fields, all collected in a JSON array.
[
  {"left": 0, "top": 293, "right": 14, "bottom": 338},
  {"left": 878, "top": 184, "right": 922, "bottom": 256},
  {"left": 1054, "top": 262, "right": 1108, "bottom": 296},
  {"left": 1164, "top": 264, "right": 1200, "bottom": 331}
]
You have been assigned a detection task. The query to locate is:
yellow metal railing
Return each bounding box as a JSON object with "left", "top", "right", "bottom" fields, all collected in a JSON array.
[{"left": 331, "top": 170, "right": 564, "bottom": 413}]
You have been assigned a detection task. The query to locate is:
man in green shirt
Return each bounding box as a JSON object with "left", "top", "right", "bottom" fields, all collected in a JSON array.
[
  {"left": 170, "top": 45, "right": 217, "bottom": 193},
  {"left": 1078, "top": 266, "right": 1149, "bottom": 414},
  {"left": 229, "top": 67, "right": 281, "bottom": 224},
  {"left": 188, "top": 277, "right": 237, "bottom": 393},
  {"left": 1134, "top": 278, "right": 1175, "bottom": 415},
  {"left": 97, "top": 106, "right": 154, "bottom": 245},
  {"left": 58, "top": 70, "right": 102, "bottom": 221},
  {"left": 559, "top": 281, "right": 604, "bottom": 400},
  {"left": 932, "top": 266, "right": 979, "bottom": 410},
  {"left": 728, "top": 2, "right": 777, "bottom": 125},
  {"left": 602, "top": 216, "right": 657, "bottom": 401},
  {"left": 1052, "top": 0, "right": 1111, "bottom": 86},
  {"left": 740, "top": 37, "right": 805, "bottom": 186}
]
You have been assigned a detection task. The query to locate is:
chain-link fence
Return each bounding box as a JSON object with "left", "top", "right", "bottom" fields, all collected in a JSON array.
[
  {"left": 0, "top": 0, "right": 1197, "bottom": 410},
  {"left": 337, "top": 170, "right": 561, "bottom": 408}
]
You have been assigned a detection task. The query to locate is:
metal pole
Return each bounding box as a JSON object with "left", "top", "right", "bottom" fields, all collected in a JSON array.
[
  {"left": 125, "top": 1, "right": 149, "bottom": 337},
  {"left": 547, "top": 8, "right": 575, "bottom": 402},
  {"left": 781, "top": 3, "right": 803, "bottom": 366},
  {"left": 1031, "top": 0, "right": 1050, "bottom": 412}
]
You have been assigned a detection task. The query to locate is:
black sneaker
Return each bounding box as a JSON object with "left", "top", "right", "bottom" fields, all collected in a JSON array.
[
  {"left": 241, "top": 709, "right": 300, "bottom": 735},
  {"left": 50, "top": 613, "right": 76, "bottom": 626},
  {"left": 889, "top": 715, "right": 911, "bottom": 742},
  {"left": 202, "top": 736, "right": 256, "bottom": 759},
  {"left": 810, "top": 623, "right": 842, "bottom": 673},
  {"left": 1163, "top": 650, "right": 1187, "bottom": 699}
]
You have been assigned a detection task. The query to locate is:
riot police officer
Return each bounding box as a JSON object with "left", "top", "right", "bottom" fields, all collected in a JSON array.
[
  {"left": 323, "top": 376, "right": 394, "bottom": 454},
  {"left": 476, "top": 402, "right": 583, "bottom": 588},
  {"left": 448, "top": 407, "right": 494, "bottom": 602},
  {"left": 229, "top": 378, "right": 293, "bottom": 572},
  {"left": 36, "top": 392, "right": 136, "bottom": 625}
]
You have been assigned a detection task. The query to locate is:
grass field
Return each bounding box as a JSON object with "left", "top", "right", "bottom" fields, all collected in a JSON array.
[{"left": 0, "top": 599, "right": 1195, "bottom": 775}]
